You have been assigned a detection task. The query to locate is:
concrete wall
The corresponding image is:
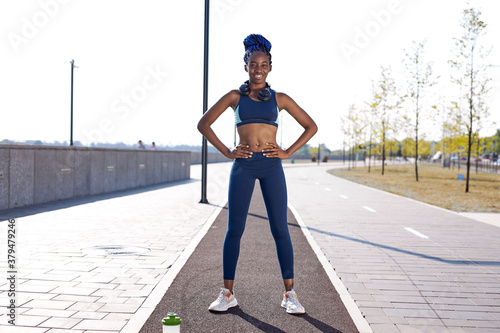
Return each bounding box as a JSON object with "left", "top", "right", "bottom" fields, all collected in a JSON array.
[
  {"left": 190, "top": 151, "right": 228, "bottom": 164},
  {"left": 0, "top": 145, "right": 190, "bottom": 210}
]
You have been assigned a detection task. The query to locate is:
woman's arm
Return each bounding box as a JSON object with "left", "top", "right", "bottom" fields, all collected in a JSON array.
[
  {"left": 263, "top": 92, "right": 318, "bottom": 159},
  {"left": 197, "top": 90, "right": 252, "bottom": 159}
]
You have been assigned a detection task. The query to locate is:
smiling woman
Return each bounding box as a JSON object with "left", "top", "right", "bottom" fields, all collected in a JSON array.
[{"left": 198, "top": 33, "right": 317, "bottom": 315}]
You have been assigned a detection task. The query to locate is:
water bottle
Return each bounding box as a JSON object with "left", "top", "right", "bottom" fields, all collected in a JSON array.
[{"left": 162, "top": 312, "right": 181, "bottom": 333}]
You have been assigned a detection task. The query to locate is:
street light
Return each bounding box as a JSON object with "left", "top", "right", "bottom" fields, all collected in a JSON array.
[
  {"left": 69, "top": 59, "right": 78, "bottom": 146},
  {"left": 317, "top": 127, "right": 320, "bottom": 166},
  {"left": 200, "top": 0, "right": 210, "bottom": 204}
]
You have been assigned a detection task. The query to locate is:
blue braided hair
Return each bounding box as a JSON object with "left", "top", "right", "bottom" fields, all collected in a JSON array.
[{"left": 243, "top": 34, "right": 272, "bottom": 65}]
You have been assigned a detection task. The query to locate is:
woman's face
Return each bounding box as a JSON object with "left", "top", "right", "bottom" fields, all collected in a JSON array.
[{"left": 245, "top": 51, "right": 272, "bottom": 85}]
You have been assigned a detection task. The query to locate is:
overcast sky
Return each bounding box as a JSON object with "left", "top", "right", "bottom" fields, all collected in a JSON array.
[{"left": 1, "top": 0, "right": 499, "bottom": 150}]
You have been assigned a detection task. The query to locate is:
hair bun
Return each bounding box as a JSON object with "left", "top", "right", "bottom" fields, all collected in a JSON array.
[
  {"left": 243, "top": 34, "right": 272, "bottom": 53},
  {"left": 243, "top": 34, "right": 272, "bottom": 64}
]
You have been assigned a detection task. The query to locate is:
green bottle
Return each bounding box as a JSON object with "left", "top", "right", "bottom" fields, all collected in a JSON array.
[{"left": 162, "top": 312, "right": 181, "bottom": 333}]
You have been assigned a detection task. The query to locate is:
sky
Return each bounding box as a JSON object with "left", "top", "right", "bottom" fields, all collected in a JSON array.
[{"left": 1, "top": 0, "right": 499, "bottom": 151}]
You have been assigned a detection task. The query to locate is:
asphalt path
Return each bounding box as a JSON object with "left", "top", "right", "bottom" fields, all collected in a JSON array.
[{"left": 140, "top": 181, "right": 359, "bottom": 333}]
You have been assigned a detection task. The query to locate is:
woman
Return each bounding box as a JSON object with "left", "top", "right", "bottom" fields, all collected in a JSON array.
[{"left": 198, "top": 34, "right": 317, "bottom": 315}]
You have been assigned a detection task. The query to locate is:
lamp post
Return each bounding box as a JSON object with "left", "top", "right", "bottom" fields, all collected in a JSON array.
[
  {"left": 200, "top": 0, "right": 210, "bottom": 203},
  {"left": 69, "top": 59, "right": 76, "bottom": 146},
  {"left": 317, "top": 128, "right": 320, "bottom": 166}
]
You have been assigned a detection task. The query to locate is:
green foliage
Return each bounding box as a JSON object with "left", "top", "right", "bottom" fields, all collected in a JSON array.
[
  {"left": 294, "top": 144, "right": 310, "bottom": 156},
  {"left": 495, "top": 130, "right": 500, "bottom": 154}
]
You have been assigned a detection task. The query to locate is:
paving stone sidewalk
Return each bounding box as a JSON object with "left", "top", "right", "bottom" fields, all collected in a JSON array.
[
  {"left": 285, "top": 164, "right": 500, "bottom": 333},
  {"left": 0, "top": 163, "right": 232, "bottom": 332}
]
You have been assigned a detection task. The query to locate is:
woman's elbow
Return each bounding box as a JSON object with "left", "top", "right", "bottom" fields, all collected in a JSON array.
[
  {"left": 309, "top": 121, "right": 318, "bottom": 135},
  {"left": 197, "top": 120, "right": 207, "bottom": 135}
]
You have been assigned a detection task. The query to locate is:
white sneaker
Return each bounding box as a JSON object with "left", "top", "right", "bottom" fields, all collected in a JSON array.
[
  {"left": 281, "top": 289, "right": 305, "bottom": 314},
  {"left": 209, "top": 288, "right": 238, "bottom": 312}
]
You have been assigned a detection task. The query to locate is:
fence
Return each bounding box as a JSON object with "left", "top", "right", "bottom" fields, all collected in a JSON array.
[{"left": 449, "top": 160, "right": 500, "bottom": 175}]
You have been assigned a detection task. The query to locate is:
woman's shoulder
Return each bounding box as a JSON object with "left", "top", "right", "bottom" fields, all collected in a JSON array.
[
  {"left": 224, "top": 89, "right": 241, "bottom": 109},
  {"left": 275, "top": 91, "right": 293, "bottom": 108},
  {"left": 217, "top": 89, "right": 240, "bottom": 101},
  {"left": 275, "top": 91, "right": 295, "bottom": 99}
]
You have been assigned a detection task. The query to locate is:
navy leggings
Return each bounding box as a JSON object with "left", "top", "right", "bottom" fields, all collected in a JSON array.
[{"left": 223, "top": 152, "right": 294, "bottom": 280}]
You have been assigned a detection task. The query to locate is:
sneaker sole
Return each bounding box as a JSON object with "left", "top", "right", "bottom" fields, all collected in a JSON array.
[
  {"left": 208, "top": 299, "right": 238, "bottom": 312},
  {"left": 286, "top": 308, "right": 305, "bottom": 315},
  {"left": 282, "top": 301, "right": 305, "bottom": 314}
]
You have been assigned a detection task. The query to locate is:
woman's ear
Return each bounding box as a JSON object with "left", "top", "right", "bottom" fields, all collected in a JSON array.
[
  {"left": 269, "top": 64, "right": 272, "bottom": 72},
  {"left": 244, "top": 64, "right": 248, "bottom": 72}
]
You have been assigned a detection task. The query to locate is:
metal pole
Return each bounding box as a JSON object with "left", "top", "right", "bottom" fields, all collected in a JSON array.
[
  {"left": 317, "top": 145, "right": 320, "bottom": 166},
  {"left": 317, "top": 126, "right": 320, "bottom": 165},
  {"left": 200, "top": 0, "right": 209, "bottom": 203},
  {"left": 70, "top": 59, "right": 75, "bottom": 146}
]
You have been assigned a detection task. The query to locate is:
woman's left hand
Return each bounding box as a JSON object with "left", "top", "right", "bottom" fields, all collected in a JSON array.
[{"left": 262, "top": 143, "right": 289, "bottom": 159}]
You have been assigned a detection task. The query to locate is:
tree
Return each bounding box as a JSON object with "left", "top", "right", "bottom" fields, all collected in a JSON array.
[
  {"left": 341, "top": 104, "right": 362, "bottom": 169},
  {"left": 403, "top": 40, "right": 436, "bottom": 181},
  {"left": 365, "top": 87, "right": 380, "bottom": 173},
  {"left": 448, "top": 7, "right": 492, "bottom": 192},
  {"left": 371, "top": 66, "right": 402, "bottom": 175},
  {"left": 494, "top": 129, "right": 500, "bottom": 155},
  {"left": 341, "top": 108, "right": 354, "bottom": 169}
]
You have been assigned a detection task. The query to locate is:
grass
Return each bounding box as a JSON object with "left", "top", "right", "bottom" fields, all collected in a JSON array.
[{"left": 328, "top": 163, "right": 500, "bottom": 213}]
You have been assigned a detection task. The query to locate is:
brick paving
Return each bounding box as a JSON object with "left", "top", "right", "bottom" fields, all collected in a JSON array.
[
  {"left": 0, "top": 163, "right": 231, "bottom": 332},
  {"left": 0, "top": 161, "right": 499, "bottom": 332},
  {"left": 286, "top": 164, "right": 500, "bottom": 333}
]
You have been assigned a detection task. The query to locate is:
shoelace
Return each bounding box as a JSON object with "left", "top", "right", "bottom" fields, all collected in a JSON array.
[
  {"left": 217, "top": 289, "right": 230, "bottom": 303},
  {"left": 286, "top": 293, "right": 300, "bottom": 307}
]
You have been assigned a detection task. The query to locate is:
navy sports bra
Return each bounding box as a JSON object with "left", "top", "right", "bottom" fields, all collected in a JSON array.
[{"left": 235, "top": 90, "right": 279, "bottom": 128}]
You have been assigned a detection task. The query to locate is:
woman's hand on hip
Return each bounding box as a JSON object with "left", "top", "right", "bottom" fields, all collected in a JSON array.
[
  {"left": 228, "top": 144, "right": 253, "bottom": 159},
  {"left": 262, "top": 143, "right": 289, "bottom": 159}
]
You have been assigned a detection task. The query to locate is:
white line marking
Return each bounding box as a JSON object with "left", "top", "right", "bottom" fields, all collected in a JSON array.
[
  {"left": 325, "top": 187, "right": 331, "bottom": 191},
  {"left": 289, "top": 203, "right": 373, "bottom": 333},
  {"left": 340, "top": 195, "right": 348, "bottom": 199},
  {"left": 405, "top": 227, "right": 429, "bottom": 239},
  {"left": 363, "top": 206, "right": 376, "bottom": 212}
]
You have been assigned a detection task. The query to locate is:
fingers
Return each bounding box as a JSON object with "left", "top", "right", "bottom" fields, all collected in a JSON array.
[
  {"left": 233, "top": 145, "right": 252, "bottom": 159},
  {"left": 262, "top": 143, "right": 282, "bottom": 158},
  {"left": 240, "top": 151, "right": 253, "bottom": 158},
  {"left": 233, "top": 143, "right": 283, "bottom": 158},
  {"left": 265, "top": 142, "right": 276, "bottom": 149},
  {"left": 263, "top": 151, "right": 276, "bottom": 157},
  {"left": 261, "top": 143, "right": 277, "bottom": 151}
]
